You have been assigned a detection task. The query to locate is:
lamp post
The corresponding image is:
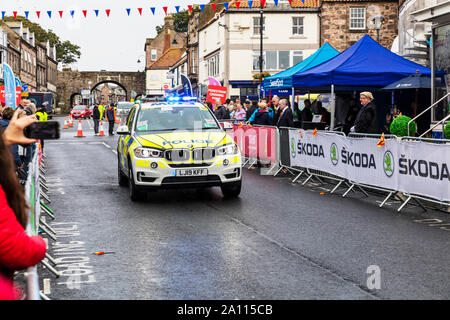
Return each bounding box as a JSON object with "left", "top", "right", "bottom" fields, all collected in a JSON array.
[
  {"left": 371, "top": 15, "right": 385, "bottom": 43},
  {"left": 259, "top": 6, "right": 264, "bottom": 98},
  {"left": 137, "top": 55, "right": 145, "bottom": 72}
]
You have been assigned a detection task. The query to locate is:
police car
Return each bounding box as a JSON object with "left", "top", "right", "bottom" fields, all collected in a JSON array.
[{"left": 116, "top": 97, "right": 242, "bottom": 201}]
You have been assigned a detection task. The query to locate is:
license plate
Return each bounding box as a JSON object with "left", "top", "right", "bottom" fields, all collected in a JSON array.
[{"left": 174, "top": 169, "right": 208, "bottom": 176}]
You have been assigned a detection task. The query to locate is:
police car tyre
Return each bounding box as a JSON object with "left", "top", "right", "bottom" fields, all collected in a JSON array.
[
  {"left": 118, "top": 158, "right": 128, "bottom": 187},
  {"left": 128, "top": 165, "right": 145, "bottom": 201},
  {"left": 221, "top": 180, "right": 242, "bottom": 198}
]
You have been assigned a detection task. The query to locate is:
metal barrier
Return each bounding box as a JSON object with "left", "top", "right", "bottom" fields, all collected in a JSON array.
[
  {"left": 23, "top": 143, "right": 59, "bottom": 300},
  {"left": 397, "top": 136, "right": 450, "bottom": 213}
]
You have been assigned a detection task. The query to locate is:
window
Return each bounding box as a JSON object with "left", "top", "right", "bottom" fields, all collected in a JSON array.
[
  {"left": 350, "top": 7, "right": 366, "bottom": 30},
  {"left": 292, "top": 17, "right": 304, "bottom": 36},
  {"left": 207, "top": 54, "right": 219, "bottom": 77},
  {"left": 151, "top": 49, "right": 157, "bottom": 61},
  {"left": 253, "top": 17, "right": 265, "bottom": 36},
  {"left": 253, "top": 50, "right": 304, "bottom": 71},
  {"left": 293, "top": 51, "right": 303, "bottom": 65}
]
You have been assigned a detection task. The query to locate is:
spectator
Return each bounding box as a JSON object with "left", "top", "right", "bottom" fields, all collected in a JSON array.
[
  {"left": 275, "top": 99, "right": 294, "bottom": 127},
  {"left": 0, "top": 107, "right": 22, "bottom": 169},
  {"left": 92, "top": 104, "right": 100, "bottom": 135},
  {"left": 317, "top": 101, "right": 331, "bottom": 126},
  {"left": 352, "top": 92, "right": 378, "bottom": 134},
  {"left": 301, "top": 99, "right": 313, "bottom": 122},
  {"left": 0, "top": 109, "right": 46, "bottom": 300},
  {"left": 242, "top": 99, "right": 251, "bottom": 113},
  {"left": 246, "top": 100, "right": 258, "bottom": 121},
  {"left": 293, "top": 102, "right": 301, "bottom": 121},
  {"left": 271, "top": 95, "right": 281, "bottom": 124},
  {"left": 233, "top": 103, "right": 246, "bottom": 121},
  {"left": 214, "top": 99, "right": 230, "bottom": 120},
  {"left": 250, "top": 102, "right": 272, "bottom": 126},
  {"left": 106, "top": 104, "right": 116, "bottom": 135},
  {"left": 206, "top": 102, "right": 213, "bottom": 111}
]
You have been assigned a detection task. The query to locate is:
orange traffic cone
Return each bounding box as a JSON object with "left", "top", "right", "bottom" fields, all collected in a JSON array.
[
  {"left": 69, "top": 116, "right": 73, "bottom": 127},
  {"left": 98, "top": 121, "right": 105, "bottom": 136},
  {"left": 63, "top": 118, "right": 68, "bottom": 129},
  {"left": 75, "top": 120, "right": 85, "bottom": 137}
]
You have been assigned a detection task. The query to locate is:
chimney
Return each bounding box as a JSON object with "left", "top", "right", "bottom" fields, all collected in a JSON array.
[{"left": 163, "top": 29, "right": 171, "bottom": 53}]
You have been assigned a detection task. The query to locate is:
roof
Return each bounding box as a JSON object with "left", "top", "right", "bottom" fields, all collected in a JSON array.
[{"left": 148, "top": 48, "right": 184, "bottom": 70}]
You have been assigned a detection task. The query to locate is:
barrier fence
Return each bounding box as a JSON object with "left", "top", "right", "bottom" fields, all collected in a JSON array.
[
  {"left": 226, "top": 124, "right": 450, "bottom": 213},
  {"left": 23, "top": 143, "right": 59, "bottom": 300}
]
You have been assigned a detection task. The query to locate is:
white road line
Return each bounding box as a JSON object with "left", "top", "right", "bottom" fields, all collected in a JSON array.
[
  {"left": 43, "top": 278, "right": 51, "bottom": 295},
  {"left": 112, "top": 150, "right": 117, "bottom": 155},
  {"left": 102, "top": 142, "right": 111, "bottom": 149}
]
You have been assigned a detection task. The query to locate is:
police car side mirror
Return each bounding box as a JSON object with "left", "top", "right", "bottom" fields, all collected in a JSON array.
[{"left": 116, "top": 125, "right": 130, "bottom": 135}]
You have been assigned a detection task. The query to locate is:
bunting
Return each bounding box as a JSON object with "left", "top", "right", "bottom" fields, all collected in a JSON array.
[
  {"left": 1, "top": 11, "right": 6, "bottom": 20},
  {"left": 105, "top": 9, "right": 110, "bottom": 17},
  {"left": 70, "top": 10, "right": 75, "bottom": 18},
  {"left": 24, "top": 11, "right": 29, "bottom": 19},
  {"left": 261, "top": 0, "right": 266, "bottom": 8},
  {"left": 138, "top": 8, "right": 142, "bottom": 15},
  {"left": 211, "top": 3, "right": 217, "bottom": 12},
  {"left": 150, "top": 7, "right": 155, "bottom": 15},
  {"left": 248, "top": 1, "right": 253, "bottom": 8},
  {"left": 13, "top": 11, "right": 17, "bottom": 19},
  {"left": 163, "top": 7, "right": 168, "bottom": 15},
  {"left": 175, "top": 6, "right": 180, "bottom": 14},
  {"left": 224, "top": 3, "right": 229, "bottom": 10},
  {"left": 188, "top": 5, "right": 193, "bottom": 13},
  {"left": 59, "top": 11, "right": 63, "bottom": 18},
  {"left": 94, "top": 9, "right": 99, "bottom": 17},
  {"left": 200, "top": 4, "right": 205, "bottom": 12},
  {"left": 36, "top": 11, "right": 41, "bottom": 19},
  {"left": 126, "top": 8, "right": 131, "bottom": 16},
  {"left": 47, "top": 11, "right": 52, "bottom": 18},
  {"left": 82, "top": 10, "right": 87, "bottom": 17},
  {"left": 274, "top": 0, "right": 279, "bottom": 6},
  {"left": 235, "top": 2, "right": 241, "bottom": 10}
]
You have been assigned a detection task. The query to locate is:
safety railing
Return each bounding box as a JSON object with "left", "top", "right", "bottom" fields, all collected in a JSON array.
[
  {"left": 408, "top": 92, "right": 450, "bottom": 136},
  {"left": 23, "top": 142, "right": 59, "bottom": 300}
]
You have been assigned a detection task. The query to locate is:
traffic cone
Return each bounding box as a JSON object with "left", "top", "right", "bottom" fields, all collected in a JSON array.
[
  {"left": 63, "top": 118, "right": 68, "bottom": 129},
  {"left": 75, "top": 120, "right": 85, "bottom": 137},
  {"left": 98, "top": 121, "right": 105, "bottom": 136},
  {"left": 69, "top": 116, "right": 73, "bottom": 127}
]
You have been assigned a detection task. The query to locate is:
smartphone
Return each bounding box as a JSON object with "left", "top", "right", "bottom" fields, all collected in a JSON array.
[{"left": 24, "top": 121, "right": 60, "bottom": 140}]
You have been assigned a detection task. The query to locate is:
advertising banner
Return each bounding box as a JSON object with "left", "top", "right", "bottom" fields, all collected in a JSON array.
[
  {"left": 206, "top": 85, "right": 227, "bottom": 104},
  {"left": 288, "top": 129, "right": 450, "bottom": 201},
  {"left": 0, "top": 86, "right": 22, "bottom": 107},
  {"left": 3, "top": 63, "right": 17, "bottom": 109}
]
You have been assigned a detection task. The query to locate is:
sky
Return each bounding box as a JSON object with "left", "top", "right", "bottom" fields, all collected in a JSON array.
[{"left": 4, "top": 0, "right": 209, "bottom": 71}]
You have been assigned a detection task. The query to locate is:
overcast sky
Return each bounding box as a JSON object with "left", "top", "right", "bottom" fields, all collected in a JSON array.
[{"left": 5, "top": 0, "right": 209, "bottom": 71}]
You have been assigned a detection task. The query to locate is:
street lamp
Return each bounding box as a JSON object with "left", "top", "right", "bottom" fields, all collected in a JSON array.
[
  {"left": 371, "top": 15, "right": 385, "bottom": 43},
  {"left": 137, "top": 55, "right": 145, "bottom": 72}
]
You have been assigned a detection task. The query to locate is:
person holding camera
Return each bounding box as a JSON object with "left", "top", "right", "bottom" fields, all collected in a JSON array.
[{"left": 0, "top": 109, "right": 47, "bottom": 300}]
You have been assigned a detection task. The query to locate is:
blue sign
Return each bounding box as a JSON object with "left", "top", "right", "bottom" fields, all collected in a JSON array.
[
  {"left": 180, "top": 74, "right": 193, "bottom": 97},
  {"left": 3, "top": 63, "right": 17, "bottom": 109},
  {"left": 15, "top": 77, "right": 21, "bottom": 87}
]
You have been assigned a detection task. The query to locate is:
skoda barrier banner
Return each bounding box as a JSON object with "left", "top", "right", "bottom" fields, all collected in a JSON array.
[
  {"left": 288, "top": 129, "right": 450, "bottom": 201},
  {"left": 231, "top": 125, "right": 277, "bottom": 163}
]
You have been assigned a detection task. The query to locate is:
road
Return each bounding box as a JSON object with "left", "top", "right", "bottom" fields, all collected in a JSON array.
[{"left": 37, "top": 116, "right": 450, "bottom": 300}]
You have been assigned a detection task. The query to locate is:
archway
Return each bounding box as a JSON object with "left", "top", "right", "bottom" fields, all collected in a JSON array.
[
  {"left": 90, "top": 80, "right": 128, "bottom": 104},
  {"left": 69, "top": 92, "right": 83, "bottom": 108}
]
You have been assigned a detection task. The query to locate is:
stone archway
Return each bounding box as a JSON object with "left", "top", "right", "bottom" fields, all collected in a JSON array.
[
  {"left": 69, "top": 92, "right": 83, "bottom": 107},
  {"left": 91, "top": 80, "right": 128, "bottom": 105}
]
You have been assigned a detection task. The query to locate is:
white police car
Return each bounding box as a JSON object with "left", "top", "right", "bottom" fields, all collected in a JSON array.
[{"left": 116, "top": 98, "right": 242, "bottom": 201}]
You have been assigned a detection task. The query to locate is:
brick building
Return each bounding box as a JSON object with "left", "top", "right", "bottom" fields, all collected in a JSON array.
[
  {"left": 36, "top": 42, "right": 47, "bottom": 91},
  {"left": 320, "top": 0, "right": 399, "bottom": 51}
]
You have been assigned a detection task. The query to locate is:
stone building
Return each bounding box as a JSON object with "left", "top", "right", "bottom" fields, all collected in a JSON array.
[
  {"left": 1, "top": 22, "right": 21, "bottom": 78},
  {"left": 47, "top": 43, "right": 58, "bottom": 95},
  {"left": 144, "top": 15, "right": 185, "bottom": 94},
  {"left": 320, "top": 0, "right": 399, "bottom": 51},
  {"left": 36, "top": 42, "right": 47, "bottom": 91},
  {"left": 187, "top": 8, "right": 202, "bottom": 97}
]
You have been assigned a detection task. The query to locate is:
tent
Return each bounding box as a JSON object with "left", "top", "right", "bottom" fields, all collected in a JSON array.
[
  {"left": 291, "top": 34, "right": 441, "bottom": 129},
  {"left": 261, "top": 43, "right": 340, "bottom": 92},
  {"left": 292, "top": 34, "right": 435, "bottom": 88}
]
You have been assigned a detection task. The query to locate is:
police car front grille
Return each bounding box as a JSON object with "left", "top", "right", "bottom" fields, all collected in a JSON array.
[
  {"left": 193, "top": 148, "right": 216, "bottom": 161},
  {"left": 164, "top": 149, "right": 190, "bottom": 162}
]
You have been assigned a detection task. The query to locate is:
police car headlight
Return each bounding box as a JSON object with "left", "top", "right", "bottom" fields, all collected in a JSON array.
[
  {"left": 217, "top": 143, "right": 238, "bottom": 155},
  {"left": 134, "top": 147, "right": 163, "bottom": 158}
]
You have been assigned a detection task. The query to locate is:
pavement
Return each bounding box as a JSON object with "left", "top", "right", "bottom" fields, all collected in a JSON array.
[{"left": 36, "top": 116, "right": 449, "bottom": 300}]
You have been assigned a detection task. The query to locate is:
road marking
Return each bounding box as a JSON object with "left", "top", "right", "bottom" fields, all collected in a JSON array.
[
  {"left": 112, "top": 150, "right": 117, "bottom": 155},
  {"left": 43, "top": 278, "right": 51, "bottom": 295},
  {"left": 102, "top": 142, "right": 111, "bottom": 149}
]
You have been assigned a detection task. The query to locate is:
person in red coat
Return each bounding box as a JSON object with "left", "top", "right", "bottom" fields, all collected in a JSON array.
[{"left": 0, "top": 109, "right": 46, "bottom": 300}]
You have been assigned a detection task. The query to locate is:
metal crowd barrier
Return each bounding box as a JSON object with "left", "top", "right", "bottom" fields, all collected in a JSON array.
[
  {"left": 397, "top": 136, "right": 450, "bottom": 213},
  {"left": 23, "top": 143, "right": 59, "bottom": 300}
]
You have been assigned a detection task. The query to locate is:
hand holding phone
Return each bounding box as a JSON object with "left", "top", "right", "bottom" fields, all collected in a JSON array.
[{"left": 24, "top": 121, "right": 60, "bottom": 140}]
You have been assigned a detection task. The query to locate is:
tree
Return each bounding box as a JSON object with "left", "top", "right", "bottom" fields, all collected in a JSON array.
[
  {"left": 156, "top": 10, "right": 190, "bottom": 34},
  {"left": 3, "top": 16, "right": 80, "bottom": 64}
]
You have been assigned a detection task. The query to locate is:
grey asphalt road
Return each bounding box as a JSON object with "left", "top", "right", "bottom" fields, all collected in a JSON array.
[{"left": 37, "top": 116, "right": 449, "bottom": 300}]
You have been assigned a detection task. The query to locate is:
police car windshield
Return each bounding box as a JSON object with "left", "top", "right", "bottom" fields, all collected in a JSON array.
[{"left": 135, "top": 105, "right": 220, "bottom": 132}]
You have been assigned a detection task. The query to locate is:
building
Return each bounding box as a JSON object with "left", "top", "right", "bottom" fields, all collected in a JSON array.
[
  {"left": 144, "top": 15, "right": 185, "bottom": 94},
  {"left": 1, "top": 22, "right": 21, "bottom": 79},
  {"left": 0, "top": 25, "right": 7, "bottom": 84},
  {"left": 320, "top": 0, "right": 399, "bottom": 51},
  {"left": 187, "top": 8, "right": 202, "bottom": 96},
  {"left": 47, "top": 42, "right": 58, "bottom": 95},
  {"left": 411, "top": 0, "right": 449, "bottom": 124},
  {"left": 198, "top": 0, "right": 321, "bottom": 99},
  {"left": 168, "top": 52, "right": 188, "bottom": 93},
  {"left": 146, "top": 48, "right": 185, "bottom": 94},
  {"left": 36, "top": 42, "right": 47, "bottom": 91}
]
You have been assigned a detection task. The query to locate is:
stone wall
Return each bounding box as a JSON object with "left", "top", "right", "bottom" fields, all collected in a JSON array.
[
  {"left": 57, "top": 70, "right": 146, "bottom": 112},
  {"left": 321, "top": 1, "right": 399, "bottom": 51}
]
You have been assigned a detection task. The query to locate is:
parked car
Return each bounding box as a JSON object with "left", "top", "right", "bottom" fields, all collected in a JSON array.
[{"left": 70, "top": 105, "right": 92, "bottom": 119}]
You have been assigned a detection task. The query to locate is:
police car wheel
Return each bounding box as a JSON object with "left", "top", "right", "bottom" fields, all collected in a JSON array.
[
  {"left": 220, "top": 180, "right": 242, "bottom": 198},
  {"left": 128, "top": 166, "right": 144, "bottom": 201},
  {"left": 118, "top": 160, "right": 128, "bottom": 187}
]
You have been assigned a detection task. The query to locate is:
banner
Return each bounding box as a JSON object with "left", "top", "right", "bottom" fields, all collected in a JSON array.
[
  {"left": 232, "top": 125, "right": 277, "bottom": 163},
  {"left": 206, "top": 85, "right": 227, "bottom": 104},
  {"left": 0, "top": 86, "right": 22, "bottom": 107},
  {"left": 287, "top": 129, "right": 450, "bottom": 201},
  {"left": 3, "top": 63, "right": 17, "bottom": 109}
]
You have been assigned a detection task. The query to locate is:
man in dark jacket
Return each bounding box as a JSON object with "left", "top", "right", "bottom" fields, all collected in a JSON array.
[
  {"left": 246, "top": 100, "right": 259, "bottom": 121},
  {"left": 275, "top": 99, "right": 294, "bottom": 127},
  {"left": 353, "top": 92, "right": 378, "bottom": 134},
  {"left": 92, "top": 104, "right": 100, "bottom": 135},
  {"left": 301, "top": 99, "right": 313, "bottom": 122},
  {"left": 106, "top": 104, "right": 116, "bottom": 135},
  {"left": 214, "top": 100, "right": 230, "bottom": 120}
]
